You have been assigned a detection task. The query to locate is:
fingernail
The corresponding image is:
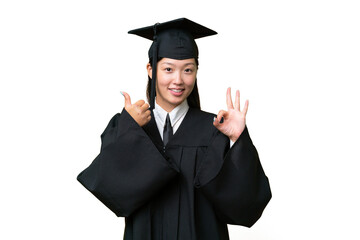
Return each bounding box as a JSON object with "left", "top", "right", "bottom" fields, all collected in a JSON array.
[
  {"left": 213, "top": 116, "right": 216, "bottom": 122},
  {"left": 220, "top": 117, "right": 224, "bottom": 124},
  {"left": 120, "top": 91, "right": 124, "bottom": 96}
]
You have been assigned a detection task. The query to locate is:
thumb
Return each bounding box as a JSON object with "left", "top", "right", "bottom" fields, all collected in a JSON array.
[{"left": 121, "top": 91, "right": 131, "bottom": 108}]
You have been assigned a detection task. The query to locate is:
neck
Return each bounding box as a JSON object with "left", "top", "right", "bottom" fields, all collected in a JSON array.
[
  {"left": 155, "top": 99, "right": 187, "bottom": 113},
  {"left": 155, "top": 100, "right": 178, "bottom": 113}
]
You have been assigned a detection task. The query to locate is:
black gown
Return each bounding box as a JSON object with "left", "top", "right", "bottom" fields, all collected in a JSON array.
[{"left": 77, "top": 107, "right": 271, "bottom": 240}]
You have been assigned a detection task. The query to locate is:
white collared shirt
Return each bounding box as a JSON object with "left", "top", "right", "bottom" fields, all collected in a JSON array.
[
  {"left": 152, "top": 99, "right": 235, "bottom": 147},
  {"left": 153, "top": 99, "right": 189, "bottom": 140}
]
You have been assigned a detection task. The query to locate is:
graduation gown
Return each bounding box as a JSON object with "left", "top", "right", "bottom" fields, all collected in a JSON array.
[{"left": 77, "top": 107, "right": 271, "bottom": 240}]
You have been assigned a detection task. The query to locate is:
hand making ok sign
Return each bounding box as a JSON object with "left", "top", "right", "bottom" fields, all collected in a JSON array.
[{"left": 213, "top": 87, "right": 249, "bottom": 142}]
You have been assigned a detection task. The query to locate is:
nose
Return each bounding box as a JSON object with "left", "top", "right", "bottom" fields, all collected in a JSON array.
[{"left": 173, "top": 71, "right": 183, "bottom": 85}]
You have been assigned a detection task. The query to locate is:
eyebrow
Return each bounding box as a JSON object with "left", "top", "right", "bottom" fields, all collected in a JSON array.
[{"left": 160, "top": 62, "right": 196, "bottom": 66}]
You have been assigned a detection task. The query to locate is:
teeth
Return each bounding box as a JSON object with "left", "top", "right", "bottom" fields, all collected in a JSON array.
[{"left": 171, "top": 89, "right": 183, "bottom": 93}]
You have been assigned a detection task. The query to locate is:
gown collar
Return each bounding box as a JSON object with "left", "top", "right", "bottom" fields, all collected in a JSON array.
[
  {"left": 153, "top": 99, "right": 189, "bottom": 128},
  {"left": 144, "top": 100, "right": 191, "bottom": 148}
]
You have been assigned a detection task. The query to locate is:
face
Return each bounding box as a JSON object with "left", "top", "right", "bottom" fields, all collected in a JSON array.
[{"left": 147, "top": 58, "right": 197, "bottom": 112}]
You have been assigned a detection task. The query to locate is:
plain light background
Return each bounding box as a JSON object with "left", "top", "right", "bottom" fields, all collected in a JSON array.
[{"left": 1, "top": 0, "right": 359, "bottom": 239}]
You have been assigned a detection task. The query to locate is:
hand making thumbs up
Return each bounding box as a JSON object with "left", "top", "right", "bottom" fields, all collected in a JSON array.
[{"left": 121, "top": 91, "right": 151, "bottom": 127}]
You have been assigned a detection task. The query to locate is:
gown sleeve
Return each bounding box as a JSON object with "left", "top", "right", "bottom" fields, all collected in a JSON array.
[
  {"left": 77, "top": 109, "right": 179, "bottom": 217},
  {"left": 194, "top": 126, "right": 271, "bottom": 227}
]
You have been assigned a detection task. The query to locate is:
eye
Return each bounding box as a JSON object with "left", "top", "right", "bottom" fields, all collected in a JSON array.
[
  {"left": 165, "top": 67, "right": 172, "bottom": 72},
  {"left": 184, "top": 68, "right": 193, "bottom": 73}
]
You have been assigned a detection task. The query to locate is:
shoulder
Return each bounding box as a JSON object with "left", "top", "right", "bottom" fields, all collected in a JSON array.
[
  {"left": 176, "top": 108, "right": 218, "bottom": 144},
  {"left": 188, "top": 108, "right": 216, "bottom": 122},
  {"left": 166, "top": 108, "right": 216, "bottom": 147}
]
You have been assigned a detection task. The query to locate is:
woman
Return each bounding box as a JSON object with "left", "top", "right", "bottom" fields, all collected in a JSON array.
[{"left": 78, "top": 18, "right": 271, "bottom": 240}]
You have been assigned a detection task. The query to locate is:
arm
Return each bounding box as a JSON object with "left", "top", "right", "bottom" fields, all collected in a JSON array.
[
  {"left": 77, "top": 108, "right": 179, "bottom": 217},
  {"left": 194, "top": 126, "right": 271, "bottom": 227},
  {"left": 195, "top": 88, "right": 271, "bottom": 227}
]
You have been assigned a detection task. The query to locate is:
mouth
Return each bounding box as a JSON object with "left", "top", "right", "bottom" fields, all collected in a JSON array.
[
  {"left": 169, "top": 88, "right": 185, "bottom": 96},
  {"left": 169, "top": 88, "right": 184, "bottom": 92}
]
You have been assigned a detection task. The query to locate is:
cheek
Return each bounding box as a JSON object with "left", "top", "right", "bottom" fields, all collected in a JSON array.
[
  {"left": 184, "top": 75, "right": 196, "bottom": 89},
  {"left": 156, "top": 75, "right": 171, "bottom": 92}
]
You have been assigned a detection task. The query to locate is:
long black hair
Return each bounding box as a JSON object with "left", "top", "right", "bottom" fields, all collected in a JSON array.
[{"left": 146, "top": 58, "right": 201, "bottom": 109}]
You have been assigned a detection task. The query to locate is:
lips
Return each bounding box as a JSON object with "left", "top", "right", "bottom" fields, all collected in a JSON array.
[
  {"left": 169, "top": 88, "right": 184, "bottom": 93},
  {"left": 169, "top": 88, "right": 185, "bottom": 96}
]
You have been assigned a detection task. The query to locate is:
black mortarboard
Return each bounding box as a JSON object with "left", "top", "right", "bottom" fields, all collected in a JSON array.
[{"left": 128, "top": 18, "right": 217, "bottom": 109}]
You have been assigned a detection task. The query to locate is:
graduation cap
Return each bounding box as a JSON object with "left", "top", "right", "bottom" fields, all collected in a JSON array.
[{"left": 128, "top": 18, "right": 217, "bottom": 109}]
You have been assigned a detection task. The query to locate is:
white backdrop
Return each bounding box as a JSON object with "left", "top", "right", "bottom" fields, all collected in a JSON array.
[{"left": 1, "top": 0, "right": 359, "bottom": 239}]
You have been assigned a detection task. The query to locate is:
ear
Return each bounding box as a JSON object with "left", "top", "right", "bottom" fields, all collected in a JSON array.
[{"left": 146, "top": 63, "right": 152, "bottom": 79}]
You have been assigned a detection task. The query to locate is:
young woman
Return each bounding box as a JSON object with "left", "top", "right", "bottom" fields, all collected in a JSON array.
[{"left": 78, "top": 18, "right": 271, "bottom": 240}]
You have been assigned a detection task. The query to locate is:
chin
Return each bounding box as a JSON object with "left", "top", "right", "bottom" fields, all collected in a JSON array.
[
  {"left": 169, "top": 94, "right": 188, "bottom": 104},
  {"left": 168, "top": 99, "right": 184, "bottom": 107}
]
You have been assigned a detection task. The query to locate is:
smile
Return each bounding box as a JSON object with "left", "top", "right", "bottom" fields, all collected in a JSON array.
[
  {"left": 169, "top": 88, "right": 185, "bottom": 96},
  {"left": 169, "top": 88, "right": 184, "bottom": 93}
]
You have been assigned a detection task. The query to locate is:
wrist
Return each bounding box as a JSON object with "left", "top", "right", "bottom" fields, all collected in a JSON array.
[
  {"left": 230, "top": 130, "right": 242, "bottom": 142},
  {"left": 230, "top": 135, "right": 239, "bottom": 143}
]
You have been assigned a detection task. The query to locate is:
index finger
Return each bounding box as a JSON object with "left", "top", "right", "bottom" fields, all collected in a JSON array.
[
  {"left": 134, "top": 99, "right": 145, "bottom": 107},
  {"left": 141, "top": 102, "right": 150, "bottom": 111},
  {"left": 226, "top": 87, "right": 234, "bottom": 110}
]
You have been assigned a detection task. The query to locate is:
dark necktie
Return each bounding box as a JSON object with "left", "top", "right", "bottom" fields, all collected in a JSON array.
[{"left": 163, "top": 113, "right": 173, "bottom": 146}]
